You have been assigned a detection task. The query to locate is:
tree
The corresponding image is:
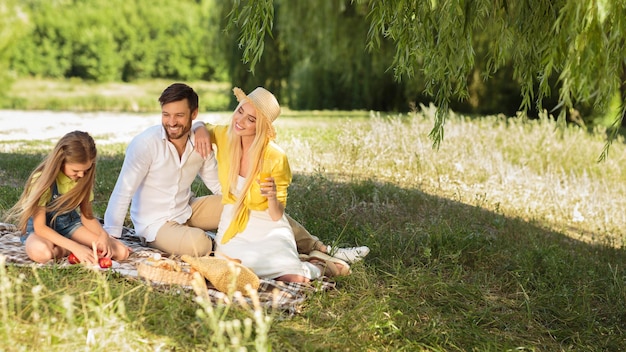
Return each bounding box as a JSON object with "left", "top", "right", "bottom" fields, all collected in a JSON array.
[
  {"left": 7, "top": 0, "right": 225, "bottom": 83},
  {"left": 0, "top": 0, "right": 29, "bottom": 97},
  {"left": 221, "top": 1, "right": 407, "bottom": 111},
  {"left": 228, "top": 0, "right": 626, "bottom": 160}
]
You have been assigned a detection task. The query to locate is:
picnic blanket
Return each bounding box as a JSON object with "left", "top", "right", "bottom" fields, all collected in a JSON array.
[{"left": 0, "top": 222, "right": 335, "bottom": 316}]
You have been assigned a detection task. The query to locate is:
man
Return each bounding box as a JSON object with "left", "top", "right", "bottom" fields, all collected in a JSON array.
[{"left": 104, "top": 83, "right": 368, "bottom": 266}]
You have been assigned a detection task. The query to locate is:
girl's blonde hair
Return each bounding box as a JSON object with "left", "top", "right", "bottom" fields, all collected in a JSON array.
[
  {"left": 6, "top": 131, "right": 98, "bottom": 232},
  {"left": 226, "top": 101, "right": 272, "bottom": 216}
]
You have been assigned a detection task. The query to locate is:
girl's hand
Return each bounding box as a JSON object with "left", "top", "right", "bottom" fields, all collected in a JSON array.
[
  {"left": 71, "top": 245, "right": 97, "bottom": 265},
  {"left": 96, "top": 234, "right": 113, "bottom": 258},
  {"left": 260, "top": 177, "right": 277, "bottom": 200}
]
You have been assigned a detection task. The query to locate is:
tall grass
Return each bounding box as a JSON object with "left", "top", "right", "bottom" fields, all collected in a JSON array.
[
  {"left": 1, "top": 96, "right": 626, "bottom": 350},
  {"left": 0, "top": 257, "right": 273, "bottom": 351},
  {"left": 279, "top": 105, "right": 626, "bottom": 248}
]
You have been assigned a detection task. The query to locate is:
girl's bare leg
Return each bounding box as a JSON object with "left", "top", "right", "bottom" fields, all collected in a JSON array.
[
  {"left": 24, "top": 234, "right": 68, "bottom": 263},
  {"left": 71, "top": 227, "right": 130, "bottom": 261},
  {"left": 111, "top": 239, "right": 131, "bottom": 261}
]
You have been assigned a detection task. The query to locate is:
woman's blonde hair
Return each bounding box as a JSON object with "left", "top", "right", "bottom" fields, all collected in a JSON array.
[
  {"left": 6, "top": 131, "right": 98, "bottom": 232},
  {"left": 226, "top": 100, "right": 272, "bottom": 217}
]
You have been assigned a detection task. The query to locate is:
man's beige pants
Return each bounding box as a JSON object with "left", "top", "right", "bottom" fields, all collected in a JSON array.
[{"left": 149, "top": 195, "right": 321, "bottom": 256}]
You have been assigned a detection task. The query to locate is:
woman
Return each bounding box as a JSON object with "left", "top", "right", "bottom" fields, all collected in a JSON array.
[{"left": 206, "top": 87, "right": 348, "bottom": 282}]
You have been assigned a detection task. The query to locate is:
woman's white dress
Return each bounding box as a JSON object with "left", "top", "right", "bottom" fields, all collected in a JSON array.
[{"left": 214, "top": 176, "right": 308, "bottom": 279}]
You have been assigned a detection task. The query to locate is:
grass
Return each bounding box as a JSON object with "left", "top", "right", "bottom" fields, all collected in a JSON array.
[
  {"left": 5, "top": 77, "right": 231, "bottom": 112},
  {"left": 1, "top": 79, "right": 626, "bottom": 350}
]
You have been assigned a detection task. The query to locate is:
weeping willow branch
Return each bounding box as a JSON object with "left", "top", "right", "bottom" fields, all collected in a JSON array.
[
  {"left": 229, "top": 0, "right": 626, "bottom": 157},
  {"left": 226, "top": 0, "right": 275, "bottom": 74}
]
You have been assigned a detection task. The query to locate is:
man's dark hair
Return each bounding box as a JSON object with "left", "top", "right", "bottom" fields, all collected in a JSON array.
[{"left": 158, "top": 83, "right": 199, "bottom": 112}]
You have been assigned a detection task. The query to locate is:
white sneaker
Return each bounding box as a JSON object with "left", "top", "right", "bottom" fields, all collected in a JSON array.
[{"left": 328, "top": 246, "right": 370, "bottom": 264}]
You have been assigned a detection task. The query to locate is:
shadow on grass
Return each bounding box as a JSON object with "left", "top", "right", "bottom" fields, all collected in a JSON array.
[
  {"left": 1, "top": 151, "right": 625, "bottom": 350},
  {"left": 280, "top": 173, "right": 626, "bottom": 351}
]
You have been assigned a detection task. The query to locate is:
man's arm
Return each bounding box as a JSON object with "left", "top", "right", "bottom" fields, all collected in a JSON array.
[
  {"left": 192, "top": 121, "right": 221, "bottom": 194},
  {"left": 197, "top": 152, "right": 222, "bottom": 195},
  {"left": 103, "top": 136, "right": 152, "bottom": 237}
]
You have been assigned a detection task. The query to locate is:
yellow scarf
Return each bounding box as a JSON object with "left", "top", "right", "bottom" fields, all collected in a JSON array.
[
  {"left": 208, "top": 125, "right": 291, "bottom": 244},
  {"left": 221, "top": 185, "right": 255, "bottom": 244}
]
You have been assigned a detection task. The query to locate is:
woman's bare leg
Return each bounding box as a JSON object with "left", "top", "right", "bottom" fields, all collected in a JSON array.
[{"left": 275, "top": 274, "right": 310, "bottom": 283}]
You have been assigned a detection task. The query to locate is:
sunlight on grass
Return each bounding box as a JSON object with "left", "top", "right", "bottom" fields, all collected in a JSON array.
[
  {"left": 6, "top": 77, "right": 231, "bottom": 112},
  {"left": 281, "top": 104, "right": 626, "bottom": 248},
  {"left": 0, "top": 256, "right": 273, "bottom": 351},
  {"left": 0, "top": 256, "right": 154, "bottom": 351},
  {"left": 2, "top": 100, "right": 626, "bottom": 350}
]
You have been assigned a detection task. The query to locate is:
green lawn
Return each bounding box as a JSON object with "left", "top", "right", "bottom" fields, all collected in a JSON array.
[{"left": 1, "top": 79, "right": 625, "bottom": 351}]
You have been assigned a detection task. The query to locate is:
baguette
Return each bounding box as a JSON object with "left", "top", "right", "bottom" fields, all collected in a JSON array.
[{"left": 181, "top": 255, "right": 260, "bottom": 295}]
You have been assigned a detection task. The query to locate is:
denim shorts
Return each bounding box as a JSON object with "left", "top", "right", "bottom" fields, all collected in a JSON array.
[{"left": 21, "top": 210, "right": 82, "bottom": 244}]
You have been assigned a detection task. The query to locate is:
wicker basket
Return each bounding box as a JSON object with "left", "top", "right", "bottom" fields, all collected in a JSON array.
[{"left": 136, "top": 260, "right": 194, "bottom": 286}]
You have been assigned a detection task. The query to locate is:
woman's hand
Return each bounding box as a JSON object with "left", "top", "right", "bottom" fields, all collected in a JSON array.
[
  {"left": 193, "top": 126, "right": 212, "bottom": 159},
  {"left": 260, "top": 176, "right": 277, "bottom": 200},
  {"left": 259, "top": 176, "right": 284, "bottom": 220}
]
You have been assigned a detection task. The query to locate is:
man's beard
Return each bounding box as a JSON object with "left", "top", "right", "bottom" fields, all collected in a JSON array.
[{"left": 164, "top": 123, "right": 191, "bottom": 141}]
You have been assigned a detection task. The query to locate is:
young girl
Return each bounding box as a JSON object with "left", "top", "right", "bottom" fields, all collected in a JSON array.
[
  {"left": 6, "top": 130, "right": 130, "bottom": 264},
  {"left": 203, "top": 87, "right": 349, "bottom": 283}
]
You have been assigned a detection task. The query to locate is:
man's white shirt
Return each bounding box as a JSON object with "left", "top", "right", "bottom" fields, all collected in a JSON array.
[{"left": 103, "top": 125, "right": 220, "bottom": 241}]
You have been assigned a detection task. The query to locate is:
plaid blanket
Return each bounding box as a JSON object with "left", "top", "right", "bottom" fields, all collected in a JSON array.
[{"left": 0, "top": 222, "right": 335, "bottom": 316}]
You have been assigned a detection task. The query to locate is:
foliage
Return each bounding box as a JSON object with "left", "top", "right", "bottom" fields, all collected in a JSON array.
[
  {"left": 8, "top": 0, "right": 225, "bottom": 82},
  {"left": 6, "top": 0, "right": 623, "bottom": 141},
  {"left": 231, "top": 0, "right": 626, "bottom": 153},
  {"left": 220, "top": 1, "right": 421, "bottom": 111},
  {"left": 214, "top": 0, "right": 288, "bottom": 109},
  {"left": 279, "top": 2, "right": 407, "bottom": 111},
  {"left": 0, "top": 0, "right": 29, "bottom": 98},
  {"left": 226, "top": 0, "right": 276, "bottom": 74}
]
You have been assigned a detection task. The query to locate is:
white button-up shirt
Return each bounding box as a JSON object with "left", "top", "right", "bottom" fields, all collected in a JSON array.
[{"left": 103, "top": 125, "right": 220, "bottom": 241}]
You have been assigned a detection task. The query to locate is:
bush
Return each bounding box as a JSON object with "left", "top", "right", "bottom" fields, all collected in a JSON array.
[{"left": 8, "top": 0, "right": 225, "bottom": 83}]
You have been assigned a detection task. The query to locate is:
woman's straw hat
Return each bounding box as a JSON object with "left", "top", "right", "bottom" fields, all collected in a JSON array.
[{"left": 233, "top": 87, "right": 281, "bottom": 139}]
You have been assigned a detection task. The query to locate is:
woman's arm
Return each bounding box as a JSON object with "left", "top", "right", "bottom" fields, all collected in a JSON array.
[
  {"left": 192, "top": 121, "right": 212, "bottom": 159},
  {"left": 260, "top": 152, "right": 291, "bottom": 221}
]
